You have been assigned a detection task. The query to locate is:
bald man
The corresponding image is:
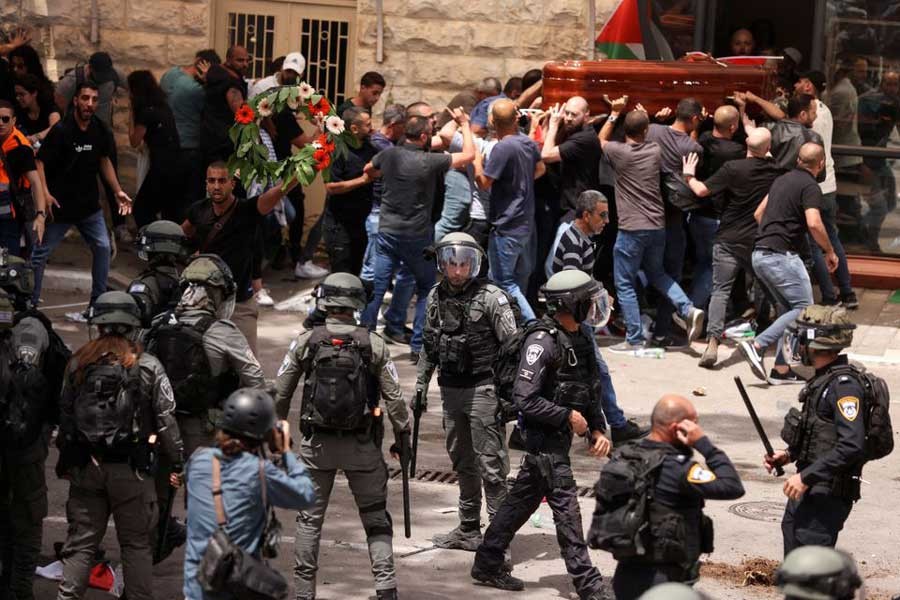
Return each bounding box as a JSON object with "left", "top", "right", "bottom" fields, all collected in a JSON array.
[
  {"left": 684, "top": 128, "right": 782, "bottom": 368},
  {"left": 474, "top": 99, "right": 545, "bottom": 321},
  {"left": 740, "top": 142, "right": 837, "bottom": 384},
  {"left": 729, "top": 28, "right": 755, "bottom": 56},
  {"left": 589, "top": 395, "right": 744, "bottom": 600}
]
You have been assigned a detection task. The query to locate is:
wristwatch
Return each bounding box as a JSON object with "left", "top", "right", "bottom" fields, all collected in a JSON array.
[{"left": 607, "top": 114, "right": 619, "bottom": 123}]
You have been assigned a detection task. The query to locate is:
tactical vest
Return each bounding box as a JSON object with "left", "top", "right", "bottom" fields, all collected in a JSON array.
[
  {"left": 72, "top": 360, "right": 145, "bottom": 454},
  {"left": 129, "top": 268, "right": 181, "bottom": 328},
  {"left": 300, "top": 325, "right": 377, "bottom": 432},
  {"left": 542, "top": 324, "right": 600, "bottom": 416},
  {"left": 424, "top": 282, "right": 500, "bottom": 386}
]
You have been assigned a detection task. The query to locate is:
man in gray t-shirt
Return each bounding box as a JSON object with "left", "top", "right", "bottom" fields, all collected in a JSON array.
[
  {"left": 54, "top": 52, "right": 126, "bottom": 127},
  {"left": 599, "top": 99, "right": 703, "bottom": 353}
]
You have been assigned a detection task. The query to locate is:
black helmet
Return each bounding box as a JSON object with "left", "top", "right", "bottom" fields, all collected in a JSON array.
[
  {"left": 0, "top": 249, "right": 34, "bottom": 303},
  {"left": 541, "top": 270, "right": 611, "bottom": 327},
  {"left": 218, "top": 388, "right": 277, "bottom": 441},
  {"left": 88, "top": 291, "right": 142, "bottom": 329},
  {"left": 136, "top": 220, "right": 189, "bottom": 261},
  {"left": 315, "top": 272, "right": 368, "bottom": 312}
]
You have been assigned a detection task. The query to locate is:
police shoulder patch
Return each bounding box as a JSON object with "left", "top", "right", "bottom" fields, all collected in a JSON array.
[
  {"left": 496, "top": 294, "right": 508, "bottom": 305},
  {"left": 837, "top": 396, "right": 860, "bottom": 422},
  {"left": 129, "top": 282, "right": 147, "bottom": 294},
  {"left": 686, "top": 463, "right": 717, "bottom": 484},
  {"left": 385, "top": 360, "right": 400, "bottom": 383},
  {"left": 525, "top": 343, "right": 544, "bottom": 365},
  {"left": 518, "top": 368, "right": 534, "bottom": 381}
]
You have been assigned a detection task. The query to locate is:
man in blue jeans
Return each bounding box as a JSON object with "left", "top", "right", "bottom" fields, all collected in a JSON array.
[
  {"left": 474, "top": 99, "right": 545, "bottom": 321},
  {"left": 740, "top": 143, "right": 838, "bottom": 385},
  {"left": 599, "top": 98, "right": 705, "bottom": 353},
  {"left": 33, "top": 82, "right": 132, "bottom": 318},
  {"left": 362, "top": 109, "right": 475, "bottom": 362}
]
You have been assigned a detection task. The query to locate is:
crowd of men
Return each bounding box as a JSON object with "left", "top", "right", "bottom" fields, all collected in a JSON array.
[{"left": 0, "top": 27, "right": 893, "bottom": 600}]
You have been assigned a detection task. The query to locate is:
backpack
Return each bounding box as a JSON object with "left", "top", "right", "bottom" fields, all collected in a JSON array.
[
  {"left": 300, "top": 326, "right": 376, "bottom": 432},
  {"left": 73, "top": 362, "right": 142, "bottom": 450},
  {"left": 829, "top": 365, "right": 894, "bottom": 461},
  {"left": 492, "top": 319, "right": 560, "bottom": 421}
]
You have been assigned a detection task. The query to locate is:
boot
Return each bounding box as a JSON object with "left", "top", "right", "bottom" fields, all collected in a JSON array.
[
  {"left": 471, "top": 564, "right": 525, "bottom": 592},
  {"left": 432, "top": 522, "right": 482, "bottom": 551},
  {"left": 376, "top": 589, "right": 399, "bottom": 600},
  {"left": 698, "top": 337, "right": 719, "bottom": 369}
]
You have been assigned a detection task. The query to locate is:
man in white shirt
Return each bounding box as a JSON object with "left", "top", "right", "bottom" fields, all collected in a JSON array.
[{"left": 248, "top": 52, "right": 305, "bottom": 99}]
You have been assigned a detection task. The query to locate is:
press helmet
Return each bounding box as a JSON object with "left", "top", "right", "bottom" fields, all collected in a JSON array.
[
  {"left": 776, "top": 546, "right": 862, "bottom": 600},
  {"left": 88, "top": 291, "right": 142, "bottom": 329},
  {"left": 541, "top": 270, "right": 611, "bottom": 327},
  {"left": 315, "top": 272, "right": 367, "bottom": 312},
  {"left": 783, "top": 304, "right": 856, "bottom": 366},
  {"left": 218, "top": 388, "right": 277, "bottom": 441},
  {"left": 180, "top": 254, "right": 237, "bottom": 319},
  {"left": 435, "top": 232, "right": 484, "bottom": 286},
  {"left": 638, "top": 582, "right": 706, "bottom": 600},
  {"left": 136, "top": 220, "right": 189, "bottom": 261}
]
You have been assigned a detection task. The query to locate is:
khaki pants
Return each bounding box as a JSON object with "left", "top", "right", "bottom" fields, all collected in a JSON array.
[{"left": 231, "top": 296, "right": 259, "bottom": 355}]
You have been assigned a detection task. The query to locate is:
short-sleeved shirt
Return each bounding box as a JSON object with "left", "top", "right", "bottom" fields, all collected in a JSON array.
[
  {"left": 696, "top": 132, "right": 745, "bottom": 218},
  {"left": 470, "top": 94, "right": 506, "bottom": 128},
  {"left": 703, "top": 157, "right": 784, "bottom": 252},
  {"left": 765, "top": 119, "right": 824, "bottom": 171},
  {"left": 160, "top": 66, "right": 204, "bottom": 150},
  {"left": 373, "top": 143, "right": 451, "bottom": 238},
  {"left": 603, "top": 140, "right": 665, "bottom": 231},
  {"left": 484, "top": 133, "right": 541, "bottom": 237},
  {"left": 37, "top": 113, "right": 111, "bottom": 223},
  {"left": 55, "top": 66, "right": 127, "bottom": 126},
  {"left": 558, "top": 127, "right": 602, "bottom": 212},
  {"left": 326, "top": 138, "right": 378, "bottom": 226},
  {"left": 647, "top": 123, "right": 703, "bottom": 212},
  {"left": 186, "top": 196, "right": 264, "bottom": 302},
  {"left": 272, "top": 109, "right": 303, "bottom": 161},
  {"left": 200, "top": 65, "right": 246, "bottom": 154},
  {"left": 14, "top": 103, "right": 60, "bottom": 138},
  {"left": 552, "top": 222, "right": 595, "bottom": 274},
  {"left": 369, "top": 131, "right": 395, "bottom": 208},
  {"left": 134, "top": 104, "right": 180, "bottom": 165},
  {"left": 755, "top": 168, "right": 823, "bottom": 255}
]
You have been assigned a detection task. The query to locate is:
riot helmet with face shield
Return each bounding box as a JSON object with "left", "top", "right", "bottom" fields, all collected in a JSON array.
[
  {"left": 541, "top": 270, "right": 611, "bottom": 328},
  {"left": 315, "top": 272, "right": 368, "bottom": 314},
  {"left": 88, "top": 291, "right": 142, "bottom": 339},
  {"left": 435, "top": 232, "right": 483, "bottom": 289},
  {"left": 782, "top": 304, "right": 856, "bottom": 367},
  {"left": 135, "top": 220, "right": 189, "bottom": 262},
  {"left": 179, "top": 254, "right": 237, "bottom": 320}
]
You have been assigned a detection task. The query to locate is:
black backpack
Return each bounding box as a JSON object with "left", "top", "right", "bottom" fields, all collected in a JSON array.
[
  {"left": 73, "top": 362, "right": 142, "bottom": 450},
  {"left": 827, "top": 365, "right": 894, "bottom": 461},
  {"left": 492, "top": 319, "right": 561, "bottom": 422},
  {"left": 300, "top": 326, "right": 376, "bottom": 431}
]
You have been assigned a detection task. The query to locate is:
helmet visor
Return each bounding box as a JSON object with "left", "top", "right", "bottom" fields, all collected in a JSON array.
[
  {"left": 781, "top": 324, "right": 808, "bottom": 367},
  {"left": 437, "top": 245, "right": 481, "bottom": 282},
  {"left": 584, "top": 287, "right": 612, "bottom": 328}
]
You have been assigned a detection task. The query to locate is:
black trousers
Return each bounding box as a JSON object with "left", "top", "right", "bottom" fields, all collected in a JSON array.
[
  {"left": 474, "top": 453, "right": 604, "bottom": 599},
  {"left": 782, "top": 493, "right": 853, "bottom": 556},
  {"left": 612, "top": 562, "right": 696, "bottom": 600},
  {"left": 323, "top": 209, "right": 367, "bottom": 276}
]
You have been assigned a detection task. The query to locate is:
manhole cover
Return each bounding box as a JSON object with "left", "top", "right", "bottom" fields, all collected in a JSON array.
[{"left": 728, "top": 501, "right": 784, "bottom": 522}]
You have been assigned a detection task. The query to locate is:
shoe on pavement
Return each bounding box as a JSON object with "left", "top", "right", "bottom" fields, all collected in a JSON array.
[
  {"left": 294, "top": 260, "right": 329, "bottom": 279},
  {"left": 65, "top": 310, "right": 89, "bottom": 324},
  {"left": 611, "top": 419, "right": 650, "bottom": 444},
  {"left": 649, "top": 335, "right": 686, "bottom": 349},
  {"left": 471, "top": 564, "right": 525, "bottom": 592},
  {"left": 673, "top": 307, "right": 705, "bottom": 342},
  {"left": 383, "top": 327, "right": 413, "bottom": 345},
  {"left": 841, "top": 292, "right": 859, "bottom": 310},
  {"left": 376, "top": 589, "right": 399, "bottom": 600},
  {"left": 698, "top": 338, "right": 719, "bottom": 369},
  {"left": 767, "top": 368, "right": 806, "bottom": 385},
  {"left": 608, "top": 340, "right": 647, "bottom": 354},
  {"left": 738, "top": 340, "right": 767, "bottom": 382},
  {"left": 433, "top": 525, "right": 483, "bottom": 551},
  {"left": 255, "top": 288, "right": 275, "bottom": 307}
]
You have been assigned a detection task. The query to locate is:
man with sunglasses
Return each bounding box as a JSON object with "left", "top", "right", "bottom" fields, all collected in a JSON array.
[{"left": 0, "top": 99, "right": 45, "bottom": 256}]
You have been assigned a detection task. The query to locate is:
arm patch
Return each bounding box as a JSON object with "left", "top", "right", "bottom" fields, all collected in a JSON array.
[
  {"left": 836, "top": 396, "right": 860, "bottom": 422},
  {"left": 686, "top": 463, "right": 717, "bottom": 484}
]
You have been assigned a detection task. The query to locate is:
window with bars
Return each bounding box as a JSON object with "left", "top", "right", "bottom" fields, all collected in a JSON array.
[
  {"left": 300, "top": 18, "right": 351, "bottom": 107},
  {"left": 227, "top": 12, "right": 276, "bottom": 80}
]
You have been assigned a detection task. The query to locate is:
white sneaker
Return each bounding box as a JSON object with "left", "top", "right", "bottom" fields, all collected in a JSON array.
[
  {"left": 65, "top": 310, "right": 89, "bottom": 323},
  {"left": 255, "top": 288, "right": 275, "bottom": 307},
  {"left": 294, "top": 260, "right": 329, "bottom": 279}
]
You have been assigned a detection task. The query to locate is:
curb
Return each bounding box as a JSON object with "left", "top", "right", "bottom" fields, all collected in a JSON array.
[{"left": 42, "top": 268, "right": 132, "bottom": 295}]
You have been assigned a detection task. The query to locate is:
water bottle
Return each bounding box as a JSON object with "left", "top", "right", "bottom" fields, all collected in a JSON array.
[{"left": 634, "top": 347, "right": 665, "bottom": 359}]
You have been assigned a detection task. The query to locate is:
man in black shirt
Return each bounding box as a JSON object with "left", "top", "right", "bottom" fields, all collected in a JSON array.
[
  {"left": 183, "top": 160, "right": 296, "bottom": 353},
  {"left": 32, "top": 82, "right": 133, "bottom": 314},
  {"left": 323, "top": 107, "right": 377, "bottom": 275},
  {"left": 199, "top": 45, "right": 248, "bottom": 166},
  {"left": 540, "top": 96, "right": 602, "bottom": 215},
  {"left": 685, "top": 128, "right": 783, "bottom": 368},
  {"left": 741, "top": 143, "right": 837, "bottom": 385}
]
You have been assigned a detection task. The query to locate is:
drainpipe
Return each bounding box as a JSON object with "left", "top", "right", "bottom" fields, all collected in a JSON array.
[
  {"left": 375, "top": 0, "right": 384, "bottom": 63},
  {"left": 90, "top": 0, "right": 99, "bottom": 44},
  {"left": 587, "top": 0, "right": 596, "bottom": 60}
]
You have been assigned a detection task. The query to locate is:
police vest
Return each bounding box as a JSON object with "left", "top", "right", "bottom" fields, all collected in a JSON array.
[
  {"left": 541, "top": 323, "right": 599, "bottom": 416},
  {"left": 300, "top": 325, "right": 377, "bottom": 432},
  {"left": 128, "top": 268, "right": 180, "bottom": 328}
]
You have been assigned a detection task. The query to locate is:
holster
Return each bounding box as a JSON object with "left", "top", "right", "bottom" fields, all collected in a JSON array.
[
  {"left": 700, "top": 515, "right": 714, "bottom": 554},
  {"left": 130, "top": 441, "right": 158, "bottom": 475}
]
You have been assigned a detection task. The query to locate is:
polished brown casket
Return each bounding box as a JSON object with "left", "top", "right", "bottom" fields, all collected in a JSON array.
[{"left": 542, "top": 59, "right": 777, "bottom": 116}]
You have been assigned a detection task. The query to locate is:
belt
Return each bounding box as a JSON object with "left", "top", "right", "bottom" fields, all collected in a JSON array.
[{"left": 755, "top": 247, "right": 785, "bottom": 255}]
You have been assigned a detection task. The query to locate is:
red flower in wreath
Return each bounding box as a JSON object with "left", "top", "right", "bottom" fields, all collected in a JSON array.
[
  {"left": 316, "top": 133, "right": 336, "bottom": 153},
  {"left": 235, "top": 104, "right": 255, "bottom": 124},
  {"left": 307, "top": 97, "right": 331, "bottom": 116},
  {"left": 314, "top": 154, "right": 331, "bottom": 171}
]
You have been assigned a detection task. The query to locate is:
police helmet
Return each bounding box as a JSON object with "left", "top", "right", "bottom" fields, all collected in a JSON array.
[
  {"left": 136, "top": 220, "right": 189, "bottom": 261},
  {"left": 88, "top": 291, "right": 142, "bottom": 329},
  {"left": 218, "top": 388, "right": 277, "bottom": 441},
  {"left": 0, "top": 252, "right": 34, "bottom": 302},
  {"left": 776, "top": 546, "right": 862, "bottom": 600},
  {"left": 315, "top": 272, "right": 367, "bottom": 312},
  {"left": 435, "top": 232, "right": 484, "bottom": 285},
  {"left": 541, "top": 270, "right": 611, "bottom": 327},
  {"left": 783, "top": 305, "right": 856, "bottom": 366},
  {"left": 638, "top": 582, "right": 706, "bottom": 600},
  {"left": 180, "top": 254, "right": 237, "bottom": 319},
  {"left": 0, "top": 288, "right": 14, "bottom": 330}
]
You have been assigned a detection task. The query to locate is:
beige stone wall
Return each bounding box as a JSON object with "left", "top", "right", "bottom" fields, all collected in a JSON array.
[{"left": 354, "top": 0, "right": 618, "bottom": 111}]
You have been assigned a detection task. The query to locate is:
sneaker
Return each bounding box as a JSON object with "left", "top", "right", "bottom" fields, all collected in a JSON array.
[
  {"left": 649, "top": 335, "right": 686, "bottom": 349},
  {"left": 65, "top": 310, "right": 89, "bottom": 323},
  {"left": 471, "top": 564, "right": 525, "bottom": 592},
  {"left": 841, "top": 292, "right": 859, "bottom": 310},
  {"left": 114, "top": 224, "right": 134, "bottom": 244},
  {"left": 768, "top": 368, "right": 806, "bottom": 385},
  {"left": 821, "top": 296, "right": 840, "bottom": 306},
  {"left": 738, "top": 340, "right": 767, "bottom": 382},
  {"left": 673, "top": 307, "right": 705, "bottom": 342},
  {"left": 608, "top": 340, "right": 646, "bottom": 354},
  {"left": 255, "top": 288, "right": 275, "bottom": 307},
  {"left": 294, "top": 260, "right": 329, "bottom": 279},
  {"left": 698, "top": 338, "right": 719, "bottom": 369},
  {"left": 433, "top": 525, "right": 483, "bottom": 551},
  {"left": 383, "top": 327, "right": 413, "bottom": 345},
  {"left": 611, "top": 419, "right": 650, "bottom": 443},
  {"left": 375, "top": 589, "right": 399, "bottom": 600}
]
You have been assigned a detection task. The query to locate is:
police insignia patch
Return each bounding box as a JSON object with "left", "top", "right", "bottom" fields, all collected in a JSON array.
[
  {"left": 525, "top": 344, "right": 544, "bottom": 365},
  {"left": 386, "top": 360, "right": 399, "bottom": 383},
  {"left": 687, "top": 464, "right": 716, "bottom": 484},
  {"left": 129, "top": 283, "right": 147, "bottom": 294},
  {"left": 837, "top": 396, "right": 860, "bottom": 422},
  {"left": 519, "top": 368, "right": 534, "bottom": 381},
  {"left": 497, "top": 295, "right": 508, "bottom": 305}
]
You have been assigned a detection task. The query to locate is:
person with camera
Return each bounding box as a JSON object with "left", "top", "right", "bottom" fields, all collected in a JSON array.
[
  {"left": 183, "top": 388, "right": 315, "bottom": 600},
  {"left": 55, "top": 291, "right": 184, "bottom": 600}
]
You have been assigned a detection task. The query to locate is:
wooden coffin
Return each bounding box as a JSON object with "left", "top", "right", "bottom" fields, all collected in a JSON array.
[{"left": 542, "top": 59, "right": 777, "bottom": 116}]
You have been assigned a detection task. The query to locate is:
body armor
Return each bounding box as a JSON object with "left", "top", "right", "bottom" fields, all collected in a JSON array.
[{"left": 129, "top": 267, "right": 180, "bottom": 328}]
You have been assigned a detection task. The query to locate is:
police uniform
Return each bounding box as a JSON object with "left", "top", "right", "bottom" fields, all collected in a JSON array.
[
  {"left": 780, "top": 354, "right": 867, "bottom": 554},
  {"left": 128, "top": 263, "right": 180, "bottom": 329},
  {"left": 417, "top": 279, "right": 517, "bottom": 528},
  {"left": 56, "top": 351, "right": 184, "bottom": 600},
  {"left": 275, "top": 317, "right": 410, "bottom": 600},
  {"left": 609, "top": 437, "right": 745, "bottom": 600},
  {"left": 473, "top": 317, "right": 607, "bottom": 600}
]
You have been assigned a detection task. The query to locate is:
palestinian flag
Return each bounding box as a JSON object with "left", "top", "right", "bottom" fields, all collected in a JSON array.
[{"left": 596, "top": 0, "right": 646, "bottom": 60}]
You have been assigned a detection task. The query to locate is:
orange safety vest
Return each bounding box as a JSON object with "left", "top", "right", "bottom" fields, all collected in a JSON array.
[{"left": 0, "top": 128, "right": 32, "bottom": 219}]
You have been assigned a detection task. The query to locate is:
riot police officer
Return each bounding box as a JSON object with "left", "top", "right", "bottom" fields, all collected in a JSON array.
[
  {"left": 0, "top": 253, "right": 70, "bottom": 600},
  {"left": 55, "top": 292, "right": 184, "bottom": 600},
  {"left": 274, "top": 273, "right": 410, "bottom": 600},
  {"left": 128, "top": 220, "right": 189, "bottom": 329},
  {"left": 638, "top": 582, "right": 709, "bottom": 600},
  {"left": 471, "top": 270, "right": 612, "bottom": 600},
  {"left": 765, "top": 305, "right": 886, "bottom": 554},
  {"left": 417, "top": 232, "right": 517, "bottom": 551},
  {"left": 589, "top": 394, "right": 744, "bottom": 600},
  {"left": 776, "top": 546, "right": 863, "bottom": 600}
]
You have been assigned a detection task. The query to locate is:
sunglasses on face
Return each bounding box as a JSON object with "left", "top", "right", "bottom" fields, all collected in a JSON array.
[{"left": 0, "top": 115, "right": 13, "bottom": 124}]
